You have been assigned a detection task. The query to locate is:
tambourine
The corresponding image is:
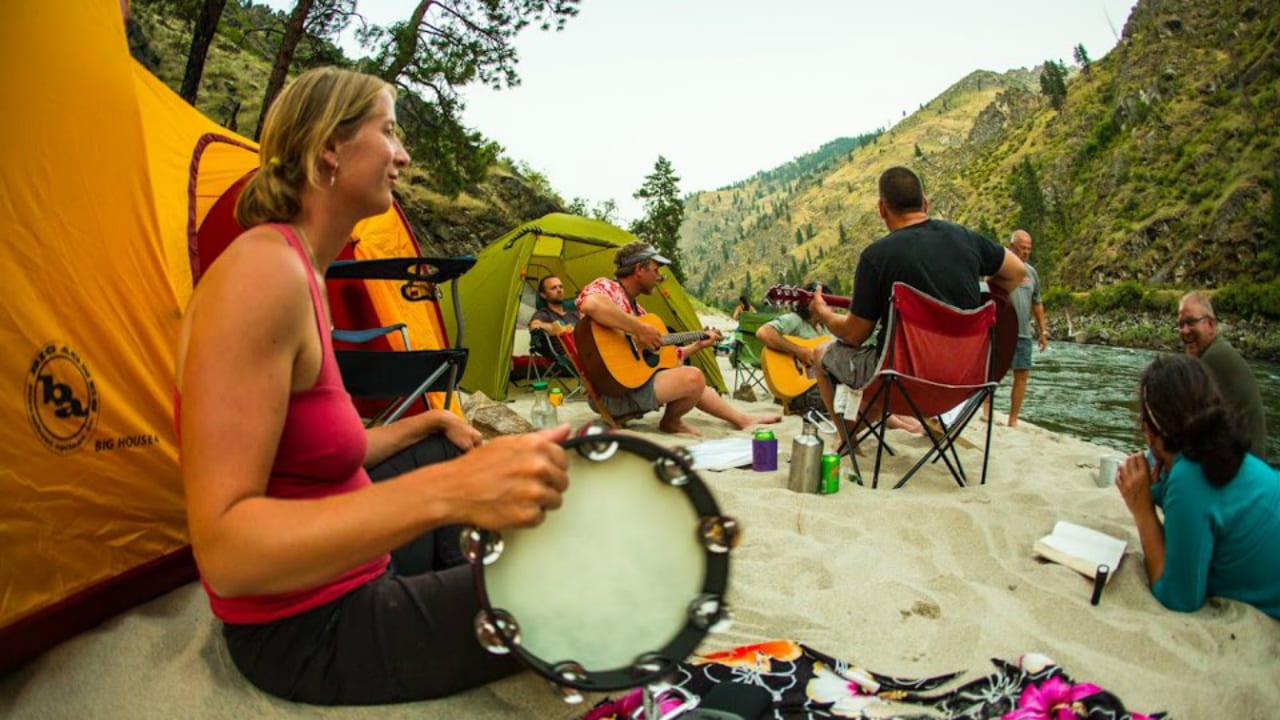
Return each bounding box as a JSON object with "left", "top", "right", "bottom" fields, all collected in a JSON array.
[{"left": 462, "top": 429, "right": 738, "bottom": 701}]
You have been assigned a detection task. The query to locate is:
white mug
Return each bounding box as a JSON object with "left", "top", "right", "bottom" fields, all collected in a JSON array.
[{"left": 1097, "top": 456, "right": 1123, "bottom": 488}]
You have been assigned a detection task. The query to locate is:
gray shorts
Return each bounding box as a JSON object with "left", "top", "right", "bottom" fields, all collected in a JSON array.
[
  {"left": 1012, "top": 337, "right": 1033, "bottom": 371},
  {"left": 594, "top": 373, "right": 660, "bottom": 420},
  {"left": 820, "top": 342, "right": 881, "bottom": 390}
]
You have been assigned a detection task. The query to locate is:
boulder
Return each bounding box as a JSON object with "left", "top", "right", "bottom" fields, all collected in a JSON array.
[{"left": 462, "top": 391, "right": 534, "bottom": 438}]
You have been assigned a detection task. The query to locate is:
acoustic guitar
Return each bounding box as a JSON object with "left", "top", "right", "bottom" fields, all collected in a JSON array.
[
  {"left": 763, "top": 283, "right": 1019, "bottom": 384},
  {"left": 573, "top": 315, "right": 715, "bottom": 397},
  {"left": 761, "top": 335, "right": 830, "bottom": 400}
]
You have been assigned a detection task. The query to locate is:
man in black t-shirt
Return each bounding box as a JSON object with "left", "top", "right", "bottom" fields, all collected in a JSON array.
[{"left": 809, "top": 166, "right": 1027, "bottom": 424}]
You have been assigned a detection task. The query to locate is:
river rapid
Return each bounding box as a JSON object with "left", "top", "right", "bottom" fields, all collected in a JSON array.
[{"left": 989, "top": 342, "right": 1279, "bottom": 461}]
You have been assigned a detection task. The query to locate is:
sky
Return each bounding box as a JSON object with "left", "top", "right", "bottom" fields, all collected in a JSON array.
[{"left": 266, "top": 0, "right": 1139, "bottom": 223}]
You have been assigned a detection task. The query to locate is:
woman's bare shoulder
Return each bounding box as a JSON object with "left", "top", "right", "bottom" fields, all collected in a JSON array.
[
  {"left": 184, "top": 225, "right": 314, "bottom": 346},
  {"left": 198, "top": 227, "right": 308, "bottom": 300}
]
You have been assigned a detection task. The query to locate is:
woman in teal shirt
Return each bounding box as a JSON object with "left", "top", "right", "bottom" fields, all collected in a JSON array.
[{"left": 1116, "top": 354, "right": 1280, "bottom": 618}]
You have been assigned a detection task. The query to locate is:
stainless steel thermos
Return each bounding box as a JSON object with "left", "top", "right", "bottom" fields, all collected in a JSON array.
[{"left": 788, "top": 416, "right": 824, "bottom": 493}]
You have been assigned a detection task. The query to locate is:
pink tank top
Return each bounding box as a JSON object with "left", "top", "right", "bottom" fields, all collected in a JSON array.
[{"left": 176, "top": 223, "right": 389, "bottom": 624}]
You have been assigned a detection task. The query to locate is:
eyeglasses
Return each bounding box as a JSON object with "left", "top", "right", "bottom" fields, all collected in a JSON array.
[{"left": 1176, "top": 315, "right": 1209, "bottom": 329}]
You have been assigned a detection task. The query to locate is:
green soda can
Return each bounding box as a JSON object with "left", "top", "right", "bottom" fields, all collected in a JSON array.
[{"left": 819, "top": 453, "right": 841, "bottom": 494}]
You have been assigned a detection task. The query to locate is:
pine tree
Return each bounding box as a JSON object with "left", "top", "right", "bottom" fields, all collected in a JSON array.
[
  {"left": 630, "top": 156, "right": 688, "bottom": 283},
  {"left": 1073, "top": 44, "right": 1091, "bottom": 70},
  {"left": 1039, "top": 59, "right": 1068, "bottom": 111},
  {"left": 1011, "top": 157, "right": 1049, "bottom": 267}
]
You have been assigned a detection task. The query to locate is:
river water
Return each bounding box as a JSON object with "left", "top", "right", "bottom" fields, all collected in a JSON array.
[{"left": 988, "top": 342, "right": 1279, "bottom": 460}]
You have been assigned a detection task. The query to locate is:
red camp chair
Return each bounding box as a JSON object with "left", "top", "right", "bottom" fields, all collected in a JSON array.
[{"left": 837, "top": 282, "right": 998, "bottom": 489}]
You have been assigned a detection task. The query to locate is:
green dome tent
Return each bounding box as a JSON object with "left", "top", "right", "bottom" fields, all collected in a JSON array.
[{"left": 441, "top": 213, "right": 726, "bottom": 400}]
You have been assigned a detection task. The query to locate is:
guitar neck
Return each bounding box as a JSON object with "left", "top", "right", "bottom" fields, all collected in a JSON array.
[{"left": 661, "top": 330, "right": 709, "bottom": 347}]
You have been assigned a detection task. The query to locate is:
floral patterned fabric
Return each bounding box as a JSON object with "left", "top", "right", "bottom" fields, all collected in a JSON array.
[{"left": 581, "top": 641, "right": 1162, "bottom": 720}]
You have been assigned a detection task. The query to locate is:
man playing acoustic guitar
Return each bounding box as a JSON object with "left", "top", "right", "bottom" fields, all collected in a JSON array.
[
  {"left": 759, "top": 281, "right": 922, "bottom": 433},
  {"left": 577, "top": 242, "right": 782, "bottom": 435},
  {"left": 756, "top": 282, "right": 830, "bottom": 413},
  {"left": 809, "top": 167, "right": 1026, "bottom": 439}
]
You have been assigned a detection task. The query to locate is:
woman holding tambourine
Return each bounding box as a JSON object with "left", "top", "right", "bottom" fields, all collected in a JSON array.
[{"left": 174, "top": 66, "right": 571, "bottom": 705}]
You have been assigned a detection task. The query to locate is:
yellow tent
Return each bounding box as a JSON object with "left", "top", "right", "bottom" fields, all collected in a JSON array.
[{"left": 0, "top": 1, "right": 454, "bottom": 672}]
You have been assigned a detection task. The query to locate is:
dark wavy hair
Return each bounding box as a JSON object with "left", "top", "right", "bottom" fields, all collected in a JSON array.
[{"left": 1139, "top": 354, "right": 1250, "bottom": 486}]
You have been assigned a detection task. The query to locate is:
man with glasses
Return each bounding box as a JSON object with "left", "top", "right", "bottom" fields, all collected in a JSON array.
[
  {"left": 1178, "top": 291, "right": 1267, "bottom": 459},
  {"left": 577, "top": 242, "right": 781, "bottom": 434}
]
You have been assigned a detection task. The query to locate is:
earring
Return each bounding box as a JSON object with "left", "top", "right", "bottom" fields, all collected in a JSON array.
[{"left": 329, "top": 163, "right": 338, "bottom": 188}]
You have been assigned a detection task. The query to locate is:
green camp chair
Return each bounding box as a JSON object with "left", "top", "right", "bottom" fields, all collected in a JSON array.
[{"left": 729, "top": 310, "right": 778, "bottom": 396}]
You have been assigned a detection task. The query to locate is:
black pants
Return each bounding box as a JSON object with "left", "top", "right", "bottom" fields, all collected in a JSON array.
[{"left": 222, "top": 435, "right": 520, "bottom": 705}]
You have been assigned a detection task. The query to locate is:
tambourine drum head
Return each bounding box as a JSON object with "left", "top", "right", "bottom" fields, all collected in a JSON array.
[{"left": 482, "top": 445, "right": 703, "bottom": 672}]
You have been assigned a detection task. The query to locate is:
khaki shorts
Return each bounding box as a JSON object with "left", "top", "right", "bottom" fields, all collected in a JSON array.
[{"left": 820, "top": 342, "right": 880, "bottom": 390}]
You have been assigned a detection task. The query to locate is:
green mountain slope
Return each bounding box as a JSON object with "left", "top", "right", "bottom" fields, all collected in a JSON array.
[{"left": 682, "top": 0, "right": 1279, "bottom": 306}]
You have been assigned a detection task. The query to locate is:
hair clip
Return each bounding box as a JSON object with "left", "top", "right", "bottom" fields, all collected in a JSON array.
[
  {"left": 267, "top": 156, "right": 282, "bottom": 168},
  {"left": 1143, "top": 397, "right": 1165, "bottom": 436}
]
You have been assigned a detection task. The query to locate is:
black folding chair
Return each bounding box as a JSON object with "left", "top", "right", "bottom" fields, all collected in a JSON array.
[{"left": 327, "top": 255, "right": 475, "bottom": 425}]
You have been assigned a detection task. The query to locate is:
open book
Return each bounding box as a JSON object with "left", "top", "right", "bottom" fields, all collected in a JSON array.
[{"left": 1033, "top": 521, "right": 1126, "bottom": 583}]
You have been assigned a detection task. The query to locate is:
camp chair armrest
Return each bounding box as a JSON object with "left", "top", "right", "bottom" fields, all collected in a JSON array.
[
  {"left": 333, "top": 324, "right": 408, "bottom": 345},
  {"left": 326, "top": 255, "right": 477, "bottom": 283},
  {"left": 336, "top": 348, "right": 468, "bottom": 398}
]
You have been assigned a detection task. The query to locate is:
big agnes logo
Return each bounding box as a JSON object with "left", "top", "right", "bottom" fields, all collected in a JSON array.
[{"left": 26, "top": 343, "right": 100, "bottom": 454}]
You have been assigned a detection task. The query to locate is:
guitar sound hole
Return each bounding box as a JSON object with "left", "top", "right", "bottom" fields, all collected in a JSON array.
[{"left": 643, "top": 350, "right": 659, "bottom": 368}]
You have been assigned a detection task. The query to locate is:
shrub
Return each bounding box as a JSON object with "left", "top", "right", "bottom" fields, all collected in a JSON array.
[
  {"left": 1139, "top": 289, "right": 1178, "bottom": 314},
  {"left": 1214, "top": 279, "right": 1280, "bottom": 320},
  {"left": 1080, "top": 281, "right": 1145, "bottom": 313},
  {"left": 1042, "top": 286, "right": 1073, "bottom": 309}
]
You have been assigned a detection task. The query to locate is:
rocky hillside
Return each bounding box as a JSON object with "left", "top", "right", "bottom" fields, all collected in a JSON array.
[{"left": 682, "top": 0, "right": 1279, "bottom": 306}]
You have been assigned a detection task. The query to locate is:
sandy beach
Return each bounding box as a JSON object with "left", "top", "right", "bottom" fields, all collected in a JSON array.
[{"left": 3, "top": 314, "right": 1277, "bottom": 719}]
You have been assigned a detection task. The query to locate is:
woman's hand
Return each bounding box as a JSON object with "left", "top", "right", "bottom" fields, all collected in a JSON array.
[
  {"left": 433, "top": 410, "right": 482, "bottom": 451},
  {"left": 443, "top": 424, "right": 572, "bottom": 529},
  {"left": 1115, "top": 451, "right": 1155, "bottom": 516}
]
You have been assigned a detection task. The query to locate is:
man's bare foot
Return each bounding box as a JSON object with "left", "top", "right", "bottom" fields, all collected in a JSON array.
[
  {"left": 733, "top": 414, "right": 782, "bottom": 430},
  {"left": 659, "top": 419, "right": 701, "bottom": 436},
  {"left": 889, "top": 414, "right": 924, "bottom": 435}
]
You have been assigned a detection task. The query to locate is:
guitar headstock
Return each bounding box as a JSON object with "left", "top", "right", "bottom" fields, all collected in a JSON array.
[
  {"left": 764, "top": 285, "right": 812, "bottom": 309},
  {"left": 764, "top": 284, "right": 851, "bottom": 311}
]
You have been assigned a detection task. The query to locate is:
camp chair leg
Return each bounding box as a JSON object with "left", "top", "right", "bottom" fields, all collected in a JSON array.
[
  {"left": 891, "top": 388, "right": 993, "bottom": 490},
  {"left": 378, "top": 362, "right": 454, "bottom": 425},
  {"left": 840, "top": 379, "right": 900, "bottom": 489}
]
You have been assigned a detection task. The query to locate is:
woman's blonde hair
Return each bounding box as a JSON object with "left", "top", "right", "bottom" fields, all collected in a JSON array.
[{"left": 235, "top": 67, "right": 394, "bottom": 228}]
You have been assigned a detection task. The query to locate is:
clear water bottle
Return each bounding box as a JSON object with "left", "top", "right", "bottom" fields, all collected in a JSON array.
[{"left": 530, "top": 380, "right": 558, "bottom": 429}]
